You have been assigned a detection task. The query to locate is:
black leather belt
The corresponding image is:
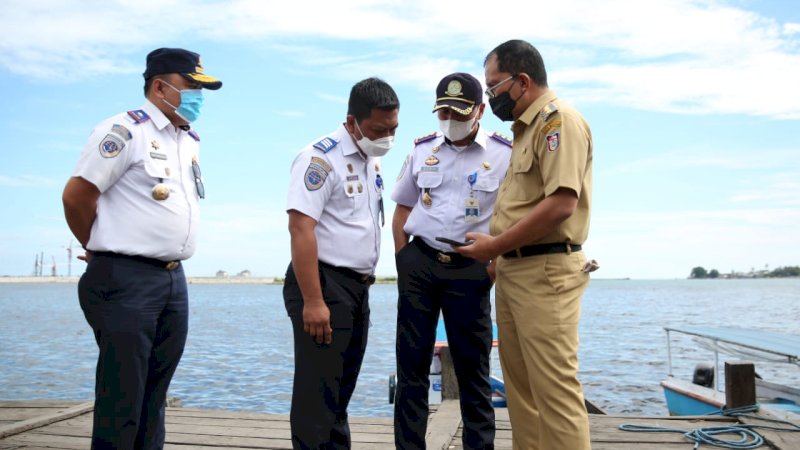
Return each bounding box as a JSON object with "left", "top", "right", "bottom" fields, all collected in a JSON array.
[
  {"left": 92, "top": 251, "right": 181, "bottom": 270},
  {"left": 503, "top": 243, "right": 582, "bottom": 258},
  {"left": 319, "top": 261, "right": 376, "bottom": 285},
  {"left": 414, "top": 237, "right": 472, "bottom": 265}
]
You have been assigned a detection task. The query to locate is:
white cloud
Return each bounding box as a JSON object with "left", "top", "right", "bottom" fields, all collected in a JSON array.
[
  {"left": 589, "top": 207, "right": 800, "bottom": 278},
  {"left": 0, "top": 175, "right": 59, "bottom": 188},
  {"left": 1, "top": 0, "right": 799, "bottom": 118},
  {"left": 607, "top": 148, "right": 800, "bottom": 174},
  {"left": 273, "top": 110, "right": 305, "bottom": 118}
]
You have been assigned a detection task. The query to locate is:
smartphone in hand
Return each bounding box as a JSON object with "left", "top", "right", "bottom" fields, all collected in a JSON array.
[{"left": 435, "top": 236, "right": 473, "bottom": 247}]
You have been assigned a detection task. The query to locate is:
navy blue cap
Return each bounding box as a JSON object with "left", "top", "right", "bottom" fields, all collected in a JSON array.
[
  {"left": 143, "top": 48, "right": 222, "bottom": 90},
  {"left": 432, "top": 72, "right": 482, "bottom": 115}
]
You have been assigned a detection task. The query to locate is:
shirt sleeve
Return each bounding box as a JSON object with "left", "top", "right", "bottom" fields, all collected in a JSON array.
[
  {"left": 71, "top": 119, "right": 136, "bottom": 193},
  {"left": 537, "top": 110, "right": 590, "bottom": 197},
  {"left": 391, "top": 151, "right": 418, "bottom": 207},
  {"left": 286, "top": 149, "right": 335, "bottom": 221}
]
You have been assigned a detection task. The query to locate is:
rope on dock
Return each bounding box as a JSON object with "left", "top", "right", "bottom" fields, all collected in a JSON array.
[{"left": 618, "top": 405, "right": 800, "bottom": 449}]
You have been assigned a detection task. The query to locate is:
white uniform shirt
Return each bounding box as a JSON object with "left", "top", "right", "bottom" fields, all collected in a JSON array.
[
  {"left": 392, "top": 126, "right": 511, "bottom": 252},
  {"left": 72, "top": 100, "right": 202, "bottom": 261},
  {"left": 287, "top": 124, "right": 384, "bottom": 275}
]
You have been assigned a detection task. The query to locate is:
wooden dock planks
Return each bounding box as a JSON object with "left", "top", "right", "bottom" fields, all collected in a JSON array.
[{"left": 1, "top": 401, "right": 797, "bottom": 449}]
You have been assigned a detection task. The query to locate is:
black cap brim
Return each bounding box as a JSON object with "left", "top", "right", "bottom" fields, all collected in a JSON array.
[
  {"left": 181, "top": 73, "right": 222, "bottom": 90},
  {"left": 432, "top": 99, "right": 475, "bottom": 115}
]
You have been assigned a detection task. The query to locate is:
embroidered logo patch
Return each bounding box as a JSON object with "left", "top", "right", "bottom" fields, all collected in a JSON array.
[
  {"left": 546, "top": 132, "right": 560, "bottom": 152},
  {"left": 99, "top": 134, "right": 125, "bottom": 158},
  {"left": 304, "top": 156, "right": 332, "bottom": 191}
]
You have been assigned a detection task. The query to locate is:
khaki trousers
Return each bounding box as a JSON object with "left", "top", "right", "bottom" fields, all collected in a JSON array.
[{"left": 495, "top": 251, "right": 591, "bottom": 450}]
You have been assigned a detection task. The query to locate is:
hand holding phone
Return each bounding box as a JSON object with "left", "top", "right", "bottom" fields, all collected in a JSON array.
[{"left": 435, "top": 236, "right": 473, "bottom": 247}]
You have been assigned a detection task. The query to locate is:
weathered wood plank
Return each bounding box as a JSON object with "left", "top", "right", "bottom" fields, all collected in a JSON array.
[
  {"left": 0, "top": 402, "right": 93, "bottom": 439},
  {"left": 425, "top": 399, "right": 461, "bottom": 450}
]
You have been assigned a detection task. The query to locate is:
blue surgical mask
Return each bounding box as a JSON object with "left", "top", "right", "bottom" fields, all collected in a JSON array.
[{"left": 162, "top": 80, "right": 204, "bottom": 123}]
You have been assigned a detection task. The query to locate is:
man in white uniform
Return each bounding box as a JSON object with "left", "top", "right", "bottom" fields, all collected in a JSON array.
[
  {"left": 62, "top": 48, "right": 221, "bottom": 450},
  {"left": 284, "top": 77, "right": 399, "bottom": 450},
  {"left": 392, "top": 72, "right": 511, "bottom": 450}
]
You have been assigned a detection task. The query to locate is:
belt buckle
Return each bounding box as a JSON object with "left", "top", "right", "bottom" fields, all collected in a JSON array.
[
  {"left": 165, "top": 261, "right": 179, "bottom": 271},
  {"left": 436, "top": 253, "right": 451, "bottom": 264}
]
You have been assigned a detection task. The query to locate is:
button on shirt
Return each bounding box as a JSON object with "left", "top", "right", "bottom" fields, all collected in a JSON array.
[
  {"left": 490, "top": 90, "right": 592, "bottom": 245},
  {"left": 72, "top": 100, "right": 202, "bottom": 261},
  {"left": 392, "top": 127, "right": 511, "bottom": 252},
  {"left": 287, "top": 124, "right": 384, "bottom": 275}
]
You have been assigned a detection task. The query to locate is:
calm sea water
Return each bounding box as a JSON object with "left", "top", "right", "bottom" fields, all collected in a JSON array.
[{"left": 1, "top": 278, "right": 798, "bottom": 417}]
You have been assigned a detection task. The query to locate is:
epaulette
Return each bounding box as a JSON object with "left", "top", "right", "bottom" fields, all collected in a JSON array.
[
  {"left": 414, "top": 132, "right": 438, "bottom": 146},
  {"left": 127, "top": 109, "right": 150, "bottom": 124},
  {"left": 188, "top": 130, "right": 200, "bottom": 142},
  {"left": 490, "top": 132, "right": 512, "bottom": 147},
  {"left": 313, "top": 137, "right": 339, "bottom": 153},
  {"left": 539, "top": 103, "right": 559, "bottom": 122}
]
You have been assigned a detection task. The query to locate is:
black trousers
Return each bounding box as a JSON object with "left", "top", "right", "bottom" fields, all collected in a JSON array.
[
  {"left": 283, "top": 262, "right": 371, "bottom": 450},
  {"left": 394, "top": 238, "right": 495, "bottom": 450},
  {"left": 78, "top": 253, "right": 188, "bottom": 450}
]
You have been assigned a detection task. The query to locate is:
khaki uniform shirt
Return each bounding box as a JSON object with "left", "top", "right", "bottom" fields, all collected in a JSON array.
[{"left": 490, "top": 90, "right": 592, "bottom": 245}]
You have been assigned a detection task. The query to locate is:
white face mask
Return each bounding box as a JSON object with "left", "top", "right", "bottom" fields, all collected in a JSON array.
[
  {"left": 354, "top": 121, "right": 394, "bottom": 157},
  {"left": 439, "top": 116, "right": 477, "bottom": 141}
]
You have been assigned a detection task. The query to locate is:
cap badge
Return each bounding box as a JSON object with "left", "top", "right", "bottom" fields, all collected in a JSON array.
[
  {"left": 446, "top": 80, "right": 463, "bottom": 97},
  {"left": 196, "top": 57, "right": 204, "bottom": 73}
]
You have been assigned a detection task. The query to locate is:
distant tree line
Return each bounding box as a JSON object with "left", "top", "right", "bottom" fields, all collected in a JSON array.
[{"left": 690, "top": 266, "right": 800, "bottom": 279}]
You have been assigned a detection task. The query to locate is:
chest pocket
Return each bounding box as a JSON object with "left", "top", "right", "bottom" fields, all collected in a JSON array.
[
  {"left": 417, "top": 172, "right": 443, "bottom": 189},
  {"left": 473, "top": 176, "right": 500, "bottom": 192},
  {"left": 343, "top": 177, "right": 369, "bottom": 221},
  {"left": 510, "top": 146, "right": 539, "bottom": 201},
  {"left": 143, "top": 153, "right": 173, "bottom": 180}
]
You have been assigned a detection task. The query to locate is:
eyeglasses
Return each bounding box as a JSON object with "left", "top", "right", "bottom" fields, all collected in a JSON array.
[
  {"left": 485, "top": 75, "right": 516, "bottom": 99},
  {"left": 192, "top": 159, "right": 205, "bottom": 199}
]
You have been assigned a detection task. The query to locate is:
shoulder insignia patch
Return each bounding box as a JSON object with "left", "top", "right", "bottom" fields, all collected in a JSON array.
[
  {"left": 414, "top": 132, "right": 438, "bottom": 146},
  {"left": 305, "top": 156, "right": 333, "bottom": 191},
  {"left": 541, "top": 120, "right": 562, "bottom": 134},
  {"left": 127, "top": 109, "right": 151, "bottom": 124},
  {"left": 313, "top": 137, "right": 339, "bottom": 153},
  {"left": 490, "top": 132, "right": 512, "bottom": 147},
  {"left": 110, "top": 124, "right": 132, "bottom": 140},
  {"left": 539, "top": 103, "right": 559, "bottom": 122},
  {"left": 546, "top": 131, "right": 560, "bottom": 152},
  {"left": 188, "top": 130, "right": 200, "bottom": 142},
  {"left": 98, "top": 134, "right": 125, "bottom": 158}
]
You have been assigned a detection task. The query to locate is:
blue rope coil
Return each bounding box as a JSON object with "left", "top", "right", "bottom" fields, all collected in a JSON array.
[{"left": 619, "top": 404, "right": 800, "bottom": 449}]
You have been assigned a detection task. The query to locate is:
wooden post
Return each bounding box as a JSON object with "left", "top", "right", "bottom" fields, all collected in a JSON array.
[
  {"left": 439, "top": 346, "right": 459, "bottom": 400},
  {"left": 725, "top": 361, "right": 756, "bottom": 409}
]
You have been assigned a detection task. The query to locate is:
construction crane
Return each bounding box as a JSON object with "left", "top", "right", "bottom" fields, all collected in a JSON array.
[{"left": 65, "top": 240, "right": 78, "bottom": 277}]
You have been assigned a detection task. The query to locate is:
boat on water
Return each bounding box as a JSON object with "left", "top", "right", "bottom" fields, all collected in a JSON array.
[
  {"left": 388, "top": 319, "right": 507, "bottom": 408},
  {"left": 388, "top": 319, "right": 605, "bottom": 414},
  {"left": 660, "top": 325, "right": 800, "bottom": 417}
]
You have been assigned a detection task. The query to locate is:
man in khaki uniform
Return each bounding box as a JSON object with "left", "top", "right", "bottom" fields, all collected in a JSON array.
[{"left": 457, "top": 39, "right": 593, "bottom": 450}]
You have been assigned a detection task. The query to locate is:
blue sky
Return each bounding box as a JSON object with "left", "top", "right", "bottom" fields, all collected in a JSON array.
[{"left": 1, "top": 0, "right": 798, "bottom": 279}]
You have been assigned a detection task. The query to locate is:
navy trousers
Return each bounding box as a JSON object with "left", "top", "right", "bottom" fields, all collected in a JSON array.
[
  {"left": 394, "top": 238, "right": 495, "bottom": 450},
  {"left": 79, "top": 253, "right": 188, "bottom": 450},
  {"left": 283, "top": 262, "right": 371, "bottom": 450}
]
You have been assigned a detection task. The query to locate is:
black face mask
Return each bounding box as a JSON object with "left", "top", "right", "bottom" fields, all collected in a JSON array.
[{"left": 489, "top": 91, "right": 516, "bottom": 122}]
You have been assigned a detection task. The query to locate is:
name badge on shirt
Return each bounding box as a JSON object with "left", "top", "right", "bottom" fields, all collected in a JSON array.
[{"left": 465, "top": 197, "right": 480, "bottom": 223}]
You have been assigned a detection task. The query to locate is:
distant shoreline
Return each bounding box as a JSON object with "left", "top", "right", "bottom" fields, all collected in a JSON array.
[
  {"left": 0, "top": 276, "right": 280, "bottom": 284},
  {"left": 0, "top": 276, "right": 402, "bottom": 285}
]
